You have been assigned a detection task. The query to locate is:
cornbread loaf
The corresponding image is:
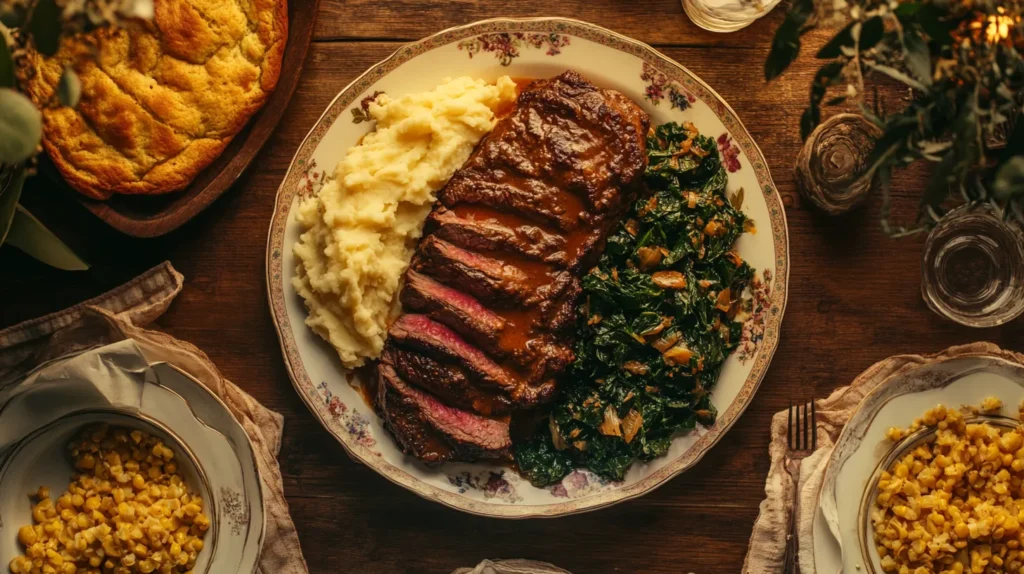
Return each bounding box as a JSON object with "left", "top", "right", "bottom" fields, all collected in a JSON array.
[{"left": 22, "top": 0, "right": 288, "bottom": 199}]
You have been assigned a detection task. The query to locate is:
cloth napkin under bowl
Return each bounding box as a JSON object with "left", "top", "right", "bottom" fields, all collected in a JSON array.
[
  {"left": 0, "top": 262, "right": 308, "bottom": 574},
  {"left": 741, "top": 342, "right": 1024, "bottom": 573}
]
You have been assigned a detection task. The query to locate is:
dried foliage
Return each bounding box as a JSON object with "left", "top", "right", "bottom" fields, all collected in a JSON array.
[{"left": 767, "top": 0, "right": 1024, "bottom": 234}]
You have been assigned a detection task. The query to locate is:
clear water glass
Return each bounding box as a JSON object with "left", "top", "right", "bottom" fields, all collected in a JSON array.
[{"left": 921, "top": 203, "right": 1024, "bottom": 327}]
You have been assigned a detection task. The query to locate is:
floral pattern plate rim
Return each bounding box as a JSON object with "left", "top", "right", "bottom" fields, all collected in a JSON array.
[{"left": 266, "top": 17, "right": 790, "bottom": 518}]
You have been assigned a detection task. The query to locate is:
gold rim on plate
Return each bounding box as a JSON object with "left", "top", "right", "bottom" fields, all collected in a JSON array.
[{"left": 265, "top": 16, "right": 790, "bottom": 518}]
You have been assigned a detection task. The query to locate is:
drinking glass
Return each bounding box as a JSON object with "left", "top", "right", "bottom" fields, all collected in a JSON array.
[{"left": 921, "top": 203, "right": 1024, "bottom": 327}]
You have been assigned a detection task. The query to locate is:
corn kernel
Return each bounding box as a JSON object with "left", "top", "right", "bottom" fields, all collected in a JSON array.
[
  {"left": 9, "top": 424, "right": 207, "bottom": 574},
  {"left": 873, "top": 403, "right": 1024, "bottom": 573}
]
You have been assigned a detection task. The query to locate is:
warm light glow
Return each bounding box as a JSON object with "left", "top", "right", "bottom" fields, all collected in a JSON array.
[
  {"left": 986, "top": 13, "right": 1014, "bottom": 42},
  {"left": 968, "top": 7, "right": 1018, "bottom": 43}
]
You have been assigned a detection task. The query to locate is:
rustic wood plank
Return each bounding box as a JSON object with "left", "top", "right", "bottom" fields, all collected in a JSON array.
[
  {"left": 1, "top": 24, "right": 1023, "bottom": 574},
  {"left": 314, "top": 0, "right": 773, "bottom": 47},
  {"left": 285, "top": 493, "right": 761, "bottom": 573}
]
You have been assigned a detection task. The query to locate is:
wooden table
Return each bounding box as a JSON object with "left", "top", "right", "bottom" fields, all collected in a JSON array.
[{"left": 2, "top": 2, "right": 1022, "bottom": 572}]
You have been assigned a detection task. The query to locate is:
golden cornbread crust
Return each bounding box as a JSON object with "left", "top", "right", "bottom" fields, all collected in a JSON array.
[{"left": 23, "top": 0, "right": 288, "bottom": 199}]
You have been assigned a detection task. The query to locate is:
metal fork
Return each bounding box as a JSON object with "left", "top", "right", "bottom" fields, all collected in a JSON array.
[{"left": 782, "top": 399, "right": 817, "bottom": 574}]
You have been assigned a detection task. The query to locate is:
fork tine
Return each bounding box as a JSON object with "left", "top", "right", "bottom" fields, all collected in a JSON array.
[
  {"left": 811, "top": 399, "right": 817, "bottom": 451},
  {"left": 796, "top": 400, "right": 803, "bottom": 451},
  {"left": 804, "top": 400, "right": 811, "bottom": 451},
  {"left": 788, "top": 401, "right": 794, "bottom": 450},
  {"left": 798, "top": 401, "right": 805, "bottom": 451}
]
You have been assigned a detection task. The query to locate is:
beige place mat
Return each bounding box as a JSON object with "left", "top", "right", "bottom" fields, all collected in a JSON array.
[
  {"left": 741, "top": 342, "right": 1024, "bottom": 574},
  {"left": 0, "top": 262, "right": 308, "bottom": 574}
]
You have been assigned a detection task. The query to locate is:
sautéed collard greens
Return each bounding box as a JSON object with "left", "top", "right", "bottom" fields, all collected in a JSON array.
[{"left": 516, "top": 122, "right": 755, "bottom": 486}]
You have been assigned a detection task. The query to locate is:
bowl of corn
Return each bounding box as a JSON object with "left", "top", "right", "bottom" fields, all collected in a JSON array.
[
  {"left": 0, "top": 411, "right": 214, "bottom": 574},
  {"left": 859, "top": 400, "right": 1024, "bottom": 574}
]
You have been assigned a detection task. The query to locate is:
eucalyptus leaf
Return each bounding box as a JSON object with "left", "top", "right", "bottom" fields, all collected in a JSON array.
[
  {"left": 0, "top": 89, "right": 43, "bottom": 164},
  {"left": 1000, "top": 116, "right": 1024, "bottom": 164},
  {"left": 921, "top": 150, "right": 956, "bottom": 220},
  {"left": 913, "top": 3, "right": 953, "bottom": 44},
  {"left": 858, "top": 103, "right": 884, "bottom": 127},
  {"left": 802, "top": 62, "right": 845, "bottom": 139},
  {"left": 817, "top": 17, "right": 884, "bottom": 59},
  {"left": 800, "top": 106, "right": 820, "bottom": 140},
  {"left": 825, "top": 95, "right": 848, "bottom": 106},
  {"left": 58, "top": 68, "right": 81, "bottom": 107},
  {"left": 902, "top": 28, "right": 932, "bottom": 87},
  {"left": 0, "top": 168, "right": 26, "bottom": 247},
  {"left": 894, "top": 1, "right": 923, "bottom": 19},
  {"left": 864, "top": 61, "right": 928, "bottom": 92},
  {"left": 5, "top": 205, "right": 89, "bottom": 270},
  {"left": 993, "top": 157, "right": 1024, "bottom": 199},
  {"left": 858, "top": 17, "right": 886, "bottom": 49},
  {"left": 765, "top": 0, "right": 814, "bottom": 81},
  {"left": 28, "top": 0, "right": 61, "bottom": 56},
  {"left": 0, "top": 38, "right": 13, "bottom": 88}
]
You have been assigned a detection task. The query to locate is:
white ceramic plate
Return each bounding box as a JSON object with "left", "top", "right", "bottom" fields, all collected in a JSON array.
[
  {"left": 812, "top": 355, "right": 1024, "bottom": 573},
  {"left": 266, "top": 17, "right": 789, "bottom": 517},
  {"left": 0, "top": 363, "right": 264, "bottom": 573}
]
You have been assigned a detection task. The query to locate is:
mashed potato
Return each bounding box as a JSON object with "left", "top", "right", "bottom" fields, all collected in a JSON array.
[{"left": 292, "top": 76, "right": 518, "bottom": 368}]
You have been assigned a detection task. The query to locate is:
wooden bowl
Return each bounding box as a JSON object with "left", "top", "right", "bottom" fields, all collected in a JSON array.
[{"left": 55, "top": 0, "right": 320, "bottom": 238}]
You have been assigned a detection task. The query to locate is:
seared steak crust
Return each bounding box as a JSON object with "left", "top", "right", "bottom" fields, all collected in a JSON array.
[
  {"left": 377, "top": 363, "right": 512, "bottom": 462},
  {"left": 376, "top": 71, "right": 649, "bottom": 464},
  {"left": 427, "top": 207, "right": 569, "bottom": 266}
]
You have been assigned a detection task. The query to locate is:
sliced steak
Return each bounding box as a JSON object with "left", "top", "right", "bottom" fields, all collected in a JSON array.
[
  {"left": 388, "top": 314, "right": 557, "bottom": 407},
  {"left": 376, "top": 71, "right": 650, "bottom": 464},
  {"left": 440, "top": 71, "right": 648, "bottom": 229},
  {"left": 441, "top": 180, "right": 584, "bottom": 231},
  {"left": 413, "top": 236, "right": 551, "bottom": 305},
  {"left": 401, "top": 269, "right": 506, "bottom": 351},
  {"left": 428, "top": 207, "right": 568, "bottom": 266},
  {"left": 377, "top": 363, "right": 511, "bottom": 462},
  {"left": 383, "top": 346, "right": 513, "bottom": 416}
]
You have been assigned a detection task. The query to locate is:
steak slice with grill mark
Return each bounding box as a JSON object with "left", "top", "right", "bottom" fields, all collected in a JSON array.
[
  {"left": 401, "top": 270, "right": 574, "bottom": 373},
  {"left": 413, "top": 235, "right": 557, "bottom": 306},
  {"left": 383, "top": 347, "right": 512, "bottom": 416},
  {"left": 440, "top": 179, "right": 583, "bottom": 231},
  {"left": 441, "top": 71, "right": 648, "bottom": 227},
  {"left": 427, "top": 207, "right": 568, "bottom": 266},
  {"left": 377, "top": 363, "right": 512, "bottom": 462},
  {"left": 401, "top": 269, "right": 506, "bottom": 351},
  {"left": 388, "top": 314, "right": 557, "bottom": 407}
]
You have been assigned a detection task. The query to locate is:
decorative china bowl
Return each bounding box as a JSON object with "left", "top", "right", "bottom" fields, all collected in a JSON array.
[
  {"left": 267, "top": 16, "right": 789, "bottom": 518},
  {"left": 815, "top": 355, "right": 1024, "bottom": 572},
  {"left": 0, "top": 362, "right": 264, "bottom": 573}
]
